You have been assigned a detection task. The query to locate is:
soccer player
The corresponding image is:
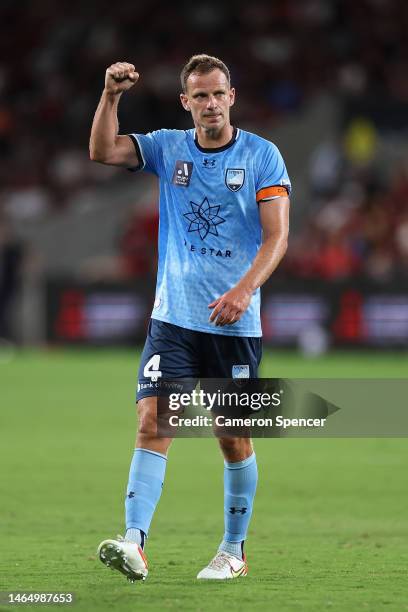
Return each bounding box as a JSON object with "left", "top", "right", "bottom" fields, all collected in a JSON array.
[{"left": 90, "top": 54, "right": 291, "bottom": 581}]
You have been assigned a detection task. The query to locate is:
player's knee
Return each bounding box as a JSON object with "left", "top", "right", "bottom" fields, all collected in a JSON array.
[
  {"left": 137, "top": 400, "right": 158, "bottom": 436},
  {"left": 218, "top": 437, "right": 252, "bottom": 461},
  {"left": 138, "top": 413, "right": 157, "bottom": 436}
]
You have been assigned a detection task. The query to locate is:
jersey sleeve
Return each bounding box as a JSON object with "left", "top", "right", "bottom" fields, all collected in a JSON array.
[
  {"left": 127, "top": 130, "right": 164, "bottom": 176},
  {"left": 255, "top": 142, "right": 291, "bottom": 203}
]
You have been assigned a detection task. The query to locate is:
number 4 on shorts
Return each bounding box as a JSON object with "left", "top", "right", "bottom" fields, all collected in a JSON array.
[{"left": 143, "top": 354, "right": 162, "bottom": 382}]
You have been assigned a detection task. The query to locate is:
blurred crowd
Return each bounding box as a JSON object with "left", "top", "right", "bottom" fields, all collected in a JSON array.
[
  {"left": 80, "top": 205, "right": 159, "bottom": 282},
  {"left": 0, "top": 0, "right": 407, "bottom": 282},
  {"left": 284, "top": 119, "right": 408, "bottom": 282}
]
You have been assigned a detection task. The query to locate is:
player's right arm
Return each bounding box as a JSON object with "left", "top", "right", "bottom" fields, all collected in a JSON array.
[{"left": 89, "top": 62, "right": 140, "bottom": 167}]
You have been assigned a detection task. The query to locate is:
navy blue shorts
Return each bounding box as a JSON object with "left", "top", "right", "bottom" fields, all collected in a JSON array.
[{"left": 137, "top": 319, "right": 262, "bottom": 401}]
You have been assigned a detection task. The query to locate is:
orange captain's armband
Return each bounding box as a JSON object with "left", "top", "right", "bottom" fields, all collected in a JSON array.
[{"left": 256, "top": 185, "right": 289, "bottom": 202}]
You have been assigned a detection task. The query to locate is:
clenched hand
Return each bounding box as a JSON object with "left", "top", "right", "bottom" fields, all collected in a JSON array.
[{"left": 105, "top": 62, "right": 139, "bottom": 95}]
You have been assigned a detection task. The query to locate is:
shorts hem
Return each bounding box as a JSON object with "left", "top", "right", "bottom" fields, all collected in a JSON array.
[{"left": 151, "top": 314, "right": 262, "bottom": 338}]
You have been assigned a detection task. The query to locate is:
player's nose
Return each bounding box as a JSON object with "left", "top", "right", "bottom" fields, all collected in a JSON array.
[{"left": 206, "top": 95, "right": 217, "bottom": 109}]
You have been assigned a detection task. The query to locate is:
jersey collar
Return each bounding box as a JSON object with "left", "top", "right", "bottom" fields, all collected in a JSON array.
[{"left": 193, "top": 127, "right": 239, "bottom": 153}]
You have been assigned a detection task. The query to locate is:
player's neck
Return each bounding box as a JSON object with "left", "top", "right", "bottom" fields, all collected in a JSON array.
[{"left": 195, "top": 124, "right": 234, "bottom": 149}]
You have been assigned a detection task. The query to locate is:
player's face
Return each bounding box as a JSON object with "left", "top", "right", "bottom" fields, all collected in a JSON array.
[{"left": 180, "top": 69, "right": 235, "bottom": 133}]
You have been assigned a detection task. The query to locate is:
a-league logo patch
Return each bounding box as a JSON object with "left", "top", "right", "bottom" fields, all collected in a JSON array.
[
  {"left": 232, "top": 364, "right": 250, "bottom": 379},
  {"left": 172, "top": 160, "right": 193, "bottom": 187},
  {"left": 225, "top": 168, "right": 245, "bottom": 192}
]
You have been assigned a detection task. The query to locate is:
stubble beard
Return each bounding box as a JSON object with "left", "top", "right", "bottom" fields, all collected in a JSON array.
[
  {"left": 204, "top": 127, "right": 221, "bottom": 139},
  {"left": 202, "top": 117, "right": 226, "bottom": 140}
]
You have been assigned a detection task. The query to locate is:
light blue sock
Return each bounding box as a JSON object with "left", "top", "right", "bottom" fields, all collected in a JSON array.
[
  {"left": 219, "top": 453, "right": 258, "bottom": 558},
  {"left": 125, "top": 448, "right": 167, "bottom": 544}
]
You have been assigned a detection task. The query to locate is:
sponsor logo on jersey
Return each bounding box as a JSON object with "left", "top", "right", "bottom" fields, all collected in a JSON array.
[
  {"left": 172, "top": 160, "right": 193, "bottom": 187},
  {"left": 183, "top": 197, "right": 225, "bottom": 240},
  {"left": 183, "top": 239, "right": 232, "bottom": 258},
  {"left": 225, "top": 168, "right": 245, "bottom": 192},
  {"left": 232, "top": 364, "right": 250, "bottom": 378}
]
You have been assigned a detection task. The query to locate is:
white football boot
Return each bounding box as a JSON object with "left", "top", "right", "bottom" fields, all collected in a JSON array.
[
  {"left": 197, "top": 551, "right": 248, "bottom": 580},
  {"left": 97, "top": 535, "right": 148, "bottom": 582}
]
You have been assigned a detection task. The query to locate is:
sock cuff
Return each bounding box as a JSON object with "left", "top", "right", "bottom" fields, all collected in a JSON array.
[
  {"left": 134, "top": 448, "right": 167, "bottom": 461},
  {"left": 224, "top": 452, "right": 256, "bottom": 470},
  {"left": 218, "top": 539, "right": 243, "bottom": 559}
]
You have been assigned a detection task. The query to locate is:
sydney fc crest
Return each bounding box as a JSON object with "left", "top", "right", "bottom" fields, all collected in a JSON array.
[
  {"left": 225, "top": 168, "right": 245, "bottom": 192},
  {"left": 232, "top": 365, "right": 250, "bottom": 378}
]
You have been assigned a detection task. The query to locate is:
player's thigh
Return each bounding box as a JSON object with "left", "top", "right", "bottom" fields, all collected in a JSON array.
[
  {"left": 201, "top": 335, "right": 262, "bottom": 445},
  {"left": 137, "top": 318, "right": 200, "bottom": 402}
]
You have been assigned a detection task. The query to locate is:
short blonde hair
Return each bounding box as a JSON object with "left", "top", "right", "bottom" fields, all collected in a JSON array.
[{"left": 180, "top": 54, "right": 231, "bottom": 92}]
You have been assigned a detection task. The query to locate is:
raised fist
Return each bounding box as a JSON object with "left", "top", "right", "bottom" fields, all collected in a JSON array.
[{"left": 105, "top": 62, "right": 139, "bottom": 95}]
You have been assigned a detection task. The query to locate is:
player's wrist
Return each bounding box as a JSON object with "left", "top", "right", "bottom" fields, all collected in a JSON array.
[
  {"left": 102, "top": 88, "right": 123, "bottom": 100},
  {"left": 237, "top": 281, "right": 255, "bottom": 296}
]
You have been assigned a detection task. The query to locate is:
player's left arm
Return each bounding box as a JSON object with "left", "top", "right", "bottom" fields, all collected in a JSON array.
[{"left": 209, "top": 196, "right": 290, "bottom": 326}]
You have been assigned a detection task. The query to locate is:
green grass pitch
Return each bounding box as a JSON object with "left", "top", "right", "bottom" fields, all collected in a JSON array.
[{"left": 1, "top": 349, "right": 407, "bottom": 611}]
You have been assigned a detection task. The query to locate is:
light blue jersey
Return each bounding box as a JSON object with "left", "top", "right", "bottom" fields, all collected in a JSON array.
[{"left": 129, "top": 127, "right": 291, "bottom": 337}]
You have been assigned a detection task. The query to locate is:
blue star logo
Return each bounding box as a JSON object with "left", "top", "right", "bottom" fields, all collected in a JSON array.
[{"left": 183, "top": 197, "right": 225, "bottom": 240}]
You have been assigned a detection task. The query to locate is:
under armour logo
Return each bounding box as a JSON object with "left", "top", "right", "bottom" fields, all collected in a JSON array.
[
  {"left": 229, "top": 507, "right": 247, "bottom": 514},
  {"left": 127, "top": 491, "right": 135, "bottom": 499},
  {"left": 203, "top": 158, "right": 216, "bottom": 168}
]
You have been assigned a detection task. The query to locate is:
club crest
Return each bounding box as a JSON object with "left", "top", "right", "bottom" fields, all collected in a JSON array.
[
  {"left": 232, "top": 364, "right": 250, "bottom": 379},
  {"left": 225, "top": 168, "right": 245, "bottom": 192}
]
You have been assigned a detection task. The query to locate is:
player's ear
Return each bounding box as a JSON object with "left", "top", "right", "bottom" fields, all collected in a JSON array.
[
  {"left": 229, "top": 87, "right": 235, "bottom": 107},
  {"left": 180, "top": 93, "right": 191, "bottom": 112}
]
